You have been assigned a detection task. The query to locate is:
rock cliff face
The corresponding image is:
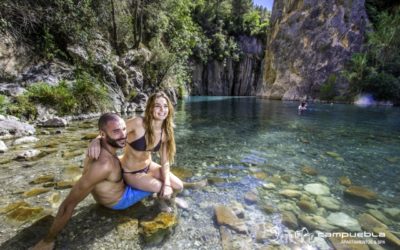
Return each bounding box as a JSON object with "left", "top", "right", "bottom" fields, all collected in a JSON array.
[
  {"left": 262, "top": 0, "right": 369, "bottom": 100},
  {"left": 191, "top": 36, "right": 265, "bottom": 96}
]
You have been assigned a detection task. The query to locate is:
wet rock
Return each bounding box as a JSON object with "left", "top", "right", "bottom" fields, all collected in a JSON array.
[
  {"left": 55, "top": 180, "right": 76, "bottom": 189},
  {"left": 325, "top": 151, "right": 344, "bottom": 161},
  {"left": 13, "top": 136, "right": 39, "bottom": 145},
  {"left": 316, "top": 196, "right": 341, "bottom": 211},
  {"left": 16, "top": 149, "right": 41, "bottom": 160},
  {"left": 214, "top": 205, "right": 247, "bottom": 233},
  {"left": 358, "top": 213, "right": 387, "bottom": 232},
  {"left": 281, "top": 211, "right": 298, "bottom": 230},
  {"left": 220, "top": 225, "right": 253, "bottom": 250},
  {"left": 301, "top": 165, "right": 318, "bottom": 176},
  {"left": 383, "top": 207, "right": 400, "bottom": 221},
  {"left": 140, "top": 212, "right": 178, "bottom": 244},
  {"left": 262, "top": 183, "right": 276, "bottom": 190},
  {"left": 230, "top": 201, "right": 245, "bottom": 218},
  {"left": 62, "top": 149, "right": 84, "bottom": 160},
  {"left": 298, "top": 214, "right": 337, "bottom": 231},
  {"left": 326, "top": 212, "right": 361, "bottom": 232},
  {"left": 297, "top": 199, "right": 318, "bottom": 213},
  {"left": 48, "top": 192, "right": 61, "bottom": 208},
  {"left": 0, "top": 140, "right": 8, "bottom": 152},
  {"left": 329, "top": 234, "right": 369, "bottom": 250},
  {"left": 304, "top": 183, "right": 330, "bottom": 196},
  {"left": 81, "top": 132, "right": 99, "bottom": 140},
  {"left": 183, "top": 179, "right": 207, "bottom": 189},
  {"left": 358, "top": 213, "right": 400, "bottom": 247},
  {"left": 174, "top": 197, "right": 189, "bottom": 210},
  {"left": 0, "top": 201, "right": 30, "bottom": 214},
  {"left": 281, "top": 174, "right": 291, "bottom": 183},
  {"left": 23, "top": 188, "right": 51, "bottom": 197},
  {"left": 253, "top": 172, "right": 268, "bottom": 180},
  {"left": 267, "top": 175, "right": 282, "bottom": 185},
  {"left": 344, "top": 186, "right": 378, "bottom": 201},
  {"left": 62, "top": 166, "right": 82, "bottom": 180},
  {"left": 367, "top": 209, "right": 392, "bottom": 225},
  {"left": 117, "top": 217, "right": 139, "bottom": 240},
  {"left": 279, "top": 189, "right": 302, "bottom": 199},
  {"left": 6, "top": 204, "right": 45, "bottom": 222},
  {"left": 244, "top": 191, "right": 258, "bottom": 204},
  {"left": 278, "top": 202, "right": 300, "bottom": 214},
  {"left": 256, "top": 223, "right": 278, "bottom": 242},
  {"left": 339, "top": 176, "right": 352, "bottom": 187},
  {"left": 0, "top": 115, "right": 35, "bottom": 137},
  {"left": 29, "top": 174, "right": 55, "bottom": 184},
  {"left": 208, "top": 177, "right": 225, "bottom": 185},
  {"left": 38, "top": 117, "right": 68, "bottom": 127},
  {"left": 171, "top": 167, "right": 193, "bottom": 180},
  {"left": 311, "top": 232, "right": 334, "bottom": 250},
  {"left": 262, "top": 203, "right": 276, "bottom": 214}
]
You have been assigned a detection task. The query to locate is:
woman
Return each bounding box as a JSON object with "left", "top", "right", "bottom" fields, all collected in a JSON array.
[{"left": 88, "top": 91, "right": 183, "bottom": 200}]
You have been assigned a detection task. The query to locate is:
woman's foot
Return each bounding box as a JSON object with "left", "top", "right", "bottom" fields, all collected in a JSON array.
[{"left": 158, "top": 199, "right": 175, "bottom": 213}]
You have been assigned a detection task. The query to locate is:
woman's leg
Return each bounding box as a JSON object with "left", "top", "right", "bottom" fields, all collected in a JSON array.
[
  {"left": 148, "top": 162, "right": 184, "bottom": 191},
  {"left": 123, "top": 170, "right": 163, "bottom": 193}
]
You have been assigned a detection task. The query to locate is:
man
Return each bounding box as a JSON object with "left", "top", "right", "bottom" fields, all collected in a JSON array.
[{"left": 32, "top": 113, "right": 151, "bottom": 250}]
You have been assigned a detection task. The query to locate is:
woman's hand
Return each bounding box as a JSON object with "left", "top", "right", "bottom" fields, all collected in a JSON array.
[
  {"left": 159, "top": 184, "right": 173, "bottom": 199},
  {"left": 86, "top": 138, "right": 101, "bottom": 160}
]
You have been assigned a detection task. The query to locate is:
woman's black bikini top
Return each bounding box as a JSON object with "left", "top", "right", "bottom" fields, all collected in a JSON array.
[{"left": 129, "top": 130, "right": 162, "bottom": 152}]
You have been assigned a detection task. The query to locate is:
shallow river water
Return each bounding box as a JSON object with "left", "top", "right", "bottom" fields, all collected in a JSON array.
[{"left": 1, "top": 97, "right": 399, "bottom": 249}]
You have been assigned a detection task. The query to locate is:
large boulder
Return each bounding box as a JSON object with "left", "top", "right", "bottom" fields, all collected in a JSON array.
[
  {"left": 263, "top": 0, "right": 369, "bottom": 100},
  {"left": 0, "top": 115, "right": 35, "bottom": 138}
]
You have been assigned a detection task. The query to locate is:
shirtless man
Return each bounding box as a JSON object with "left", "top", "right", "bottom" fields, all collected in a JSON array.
[{"left": 32, "top": 113, "right": 151, "bottom": 250}]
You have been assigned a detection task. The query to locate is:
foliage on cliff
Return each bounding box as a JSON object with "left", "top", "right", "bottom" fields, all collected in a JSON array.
[
  {"left": 343, "top": 9, "right": 400, "bottom": 103},
  {"left": 0, "top": 0, "right": 269, "bottom": 118}
]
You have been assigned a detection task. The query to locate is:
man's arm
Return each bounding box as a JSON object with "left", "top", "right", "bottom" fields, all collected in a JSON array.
[{"left": 32, "top": 158, "right": 111, "bottom": 249}]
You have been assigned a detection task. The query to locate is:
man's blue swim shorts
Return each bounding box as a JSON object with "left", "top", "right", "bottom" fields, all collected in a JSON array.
[{"left": 112, "top": 186, "right": 152, "bottom": 210}]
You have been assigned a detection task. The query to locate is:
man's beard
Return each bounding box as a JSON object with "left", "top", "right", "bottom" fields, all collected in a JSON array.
[{"left": 105, "top": 135, "right": 127, "bottom": 148}]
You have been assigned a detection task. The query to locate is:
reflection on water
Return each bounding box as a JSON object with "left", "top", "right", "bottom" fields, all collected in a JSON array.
[{"left": 175, "top": 97, "right": 400, "bottom": 198}]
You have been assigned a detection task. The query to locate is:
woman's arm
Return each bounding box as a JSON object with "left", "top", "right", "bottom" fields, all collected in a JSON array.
[{"left": 159, "top": 139, "right": 173, "bottom": 198}]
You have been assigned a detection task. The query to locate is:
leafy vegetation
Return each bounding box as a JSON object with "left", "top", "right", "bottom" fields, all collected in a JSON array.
[
  {"left": 342, "top": 10, "right": 400, "bottom": 103},
  {"left": 319, "top": 74, "right": 337, "bottom": 101}
]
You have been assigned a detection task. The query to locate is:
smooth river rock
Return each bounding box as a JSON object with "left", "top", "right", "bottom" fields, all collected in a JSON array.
[
  {"left": 39, "top": 117, "right": 68, "bottom": 127},
  {"left": 344, "top": 186, "right": 378, "bottom": 201},
  {"left": 326, "top": 212, "right": 361, "bottom": 232},
  {"left": 214, "top": 205, "right": 247, "bottom": 233},
  {"left": 16, "top": 149, "right": 41, "bottom": 160},
  {"left": 13, "top": 136, "right": 39, "bottom": 145},
  {"left": 316, "top": 196, "right": 341, "bottom": 211},
  {"left": 0, "top": 115, "right": 35, "bottom": 138},
  {"left": 304, "top": 183, "right": 330, "bottom": 196},
  {"left": 0, "top": 140, "right": 8, "bottom": 152}
]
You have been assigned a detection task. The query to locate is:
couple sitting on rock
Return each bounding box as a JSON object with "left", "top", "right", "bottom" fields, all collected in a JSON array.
[{"left": 33, "top": 92, "right": 184, "bottom": 250}]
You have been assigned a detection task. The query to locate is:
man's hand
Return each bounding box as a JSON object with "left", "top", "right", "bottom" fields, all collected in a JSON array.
[
  {"left": 86, "top": 138, "right": 101, "bottom": 160},
  {"left": 31, "top": 239, "right": 55, "bottom": 250}
]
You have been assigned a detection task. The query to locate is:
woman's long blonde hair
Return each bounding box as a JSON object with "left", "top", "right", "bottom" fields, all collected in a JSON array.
[{"left": 143, "top": 91, "right": 176, "bottom": 163}]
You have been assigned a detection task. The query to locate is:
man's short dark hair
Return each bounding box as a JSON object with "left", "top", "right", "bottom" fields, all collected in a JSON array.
[{"left": 98, "top": 113, "right": 121, "bottom": 131}]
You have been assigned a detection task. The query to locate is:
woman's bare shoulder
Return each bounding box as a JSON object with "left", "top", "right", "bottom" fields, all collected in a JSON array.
[{"left": 126, "top": 116, "right": 144, "bottom": 131}]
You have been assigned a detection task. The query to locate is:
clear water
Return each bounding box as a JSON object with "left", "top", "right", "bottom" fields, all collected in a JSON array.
[
  {"left": 174, "top": 97, "right": 400, "bottom": 199},
  {"left": 1, "top": 96, "right": 399, "bottom": 249}
]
